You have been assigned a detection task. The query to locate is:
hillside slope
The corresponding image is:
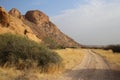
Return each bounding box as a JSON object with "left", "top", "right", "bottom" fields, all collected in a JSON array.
[
  {"left": 0, "top": 6, "right": 80, "bottom": 48},
  {"left": 24, "top": 10, "right": 80, "bottom": 47}
]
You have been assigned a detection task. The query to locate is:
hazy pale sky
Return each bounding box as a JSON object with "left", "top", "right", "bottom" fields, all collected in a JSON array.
[
  {"left": 51, "top": 0, "right": 120, "bottom": 45},
  {"left": 0, "top": 0, "right": 120, "bottom": 45}
]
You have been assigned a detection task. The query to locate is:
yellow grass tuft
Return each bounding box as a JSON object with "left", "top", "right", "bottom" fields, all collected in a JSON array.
[
  {"left": 0, "top": 67, "right": 22, "bottom": 80},
  {"left": 0, "top": 48, "right": 85, "bottom": 80},
  {"left": 55, "top": 48, "right": 85, "bottom": 70}
]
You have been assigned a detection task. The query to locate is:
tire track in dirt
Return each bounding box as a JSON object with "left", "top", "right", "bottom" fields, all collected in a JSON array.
[{"left": 39, "top": 49, "right": 114, "bottom": 80}]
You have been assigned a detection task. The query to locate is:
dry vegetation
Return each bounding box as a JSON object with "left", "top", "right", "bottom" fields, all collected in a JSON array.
[
  {"left": 0, "top": 33, "right": 62, "bottom": 80},
  {"left": 93, "top": 49, "right": 120, "bottom": 70},
  {"left": 55, "top": 48, "right": 85, "bottom": 70},
  {"left": 0, "top": 67, "right": 24, "bottom": 80},
  {"left": 0, "top": 48, "right": 84, "bottom": 80}
]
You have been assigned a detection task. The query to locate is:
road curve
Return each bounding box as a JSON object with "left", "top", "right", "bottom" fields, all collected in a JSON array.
[
  {"left": 40, "top": 50, "right": 114, "bottom": 80},
  {"left": 68, "top": 50, "right": 113, "bottom": 80},
  {"left": 57, "top": 49, "right": 113, "bottom": 80}
]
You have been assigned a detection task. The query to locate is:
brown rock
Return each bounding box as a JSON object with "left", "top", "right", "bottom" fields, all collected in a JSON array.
[
  {"left": 24, "top": 10, "right": 80, "bottom": 47},
  {"left": 0, "top": 7, "right": 41, "bottom": 43},
  {"left": 0, "top": 6, "right": 10, "bottom": 27},
  {"left": 0, "top": 6, "right": 80, "bottom": 47},
  {"left": 9, "top": 8, "right": 23, "bottom": 19},
  {"left": 25, "top": 10, "right": 49, "bottom": 25}
]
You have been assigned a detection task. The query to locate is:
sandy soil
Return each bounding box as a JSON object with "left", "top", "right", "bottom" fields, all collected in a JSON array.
[{"left": 39, "top": 49, "right": 120, "bottom": 80}]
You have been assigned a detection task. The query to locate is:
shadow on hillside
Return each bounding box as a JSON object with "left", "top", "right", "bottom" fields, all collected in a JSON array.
[{"left": 65, "top": 69, "right": 120, "bottom": 80}]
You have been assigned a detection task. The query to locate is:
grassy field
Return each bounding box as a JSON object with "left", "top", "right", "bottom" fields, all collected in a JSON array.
[
  {"left": 0, "top": 48, "right": 85, "bottom": 80},
  {"left": 93, "top": 49, "right": 120, "bottom": 70},
  {"left": 55, "top": 48, "right": 85, "bottom": 70}
]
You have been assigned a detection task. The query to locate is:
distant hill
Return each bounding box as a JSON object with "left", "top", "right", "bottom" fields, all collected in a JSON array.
[{"left": 0, "top": 6, "right": 80, "bottom": 48}]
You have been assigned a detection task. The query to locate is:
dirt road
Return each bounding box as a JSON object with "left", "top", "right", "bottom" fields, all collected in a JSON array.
[{"left": 41, "top": 50, "right": 116, "bottom": 80}]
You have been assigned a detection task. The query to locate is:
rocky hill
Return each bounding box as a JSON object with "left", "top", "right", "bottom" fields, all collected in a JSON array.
[
  {"left": 0, "top": 6, "right": 80, "bottom": 48},
  {"left": 0, "top": 7, "right": 40, "bottom": 42}
]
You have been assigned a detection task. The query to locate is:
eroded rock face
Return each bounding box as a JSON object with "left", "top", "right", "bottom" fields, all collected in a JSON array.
[
  {"left": 0, "top": 6, "right": 80, "bottom": 47},
  {"left": 0, "top": 7, "right": 41, "bottom": 43},
  {"left": 24, "top": 10, "right": 80, "bottom": 47},
  {"left": 0, "top": 6, "right": 10, "bottom": 27},
  {"left": 25, "top": 10, "right": 49, "bottom": 25},
  {"left": 9, "top": 8, "right": 23, "bottom": 19}
]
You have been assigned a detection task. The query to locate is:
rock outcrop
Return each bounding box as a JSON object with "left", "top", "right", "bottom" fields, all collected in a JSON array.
[
  {"left": 0, "top": 6, "right": 80, "bottom": 48},
  {"left": 0, "top": 6, "right": 40, "bottom": 42},
  {"left": 25, "top": 10, "right": 49, "bottom": 25},
  {"left": 0, "top": 7, "right": 10, "bottom": 27},
  {"left": 9, "top": 8, "right": 23, "bottom": 19},
  {"left": 24, "top": 10, "right": 80, "bottom": 47}
]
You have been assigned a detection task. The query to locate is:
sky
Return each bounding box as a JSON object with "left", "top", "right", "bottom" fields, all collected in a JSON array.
[{"left": 0, "top": 0, "right": 120, "bottom": 45}]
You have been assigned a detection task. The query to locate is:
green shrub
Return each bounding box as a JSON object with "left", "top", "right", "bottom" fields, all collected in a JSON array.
[
  {"left": 43, "top": 37, "right": 65, "bottom": 49},
  {"left": 0, "top": 33, "right": 62, "bottom": 71},
  {"left": 43, "top": 37, "right": 58, "bottom": 49}
]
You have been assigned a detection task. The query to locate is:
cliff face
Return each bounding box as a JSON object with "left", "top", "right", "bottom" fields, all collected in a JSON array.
[
  {"left": 0, "top": 7, "right": 10, "bottom": 27},
  {"left": 0, "top": 6, "right": 80, "bottom": 48},
  {"left": 0, "top": 7, "right": 40, "bottom": 42},
  {"left": 25, "top": 10, "right": 49, "bottom": 25}
]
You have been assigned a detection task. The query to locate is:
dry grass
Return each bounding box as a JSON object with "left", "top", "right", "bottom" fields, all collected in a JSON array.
[
  {"left": 93, "top": 49, "right": 120, "bottom": 70},
  {"left": 0, "top": 48, "right": 85, "bottom": 80},
  {"left": 55, "top": 48, "right": 85, "bottom": 70},
  {"left": 0, "top": 67, "right": 22, "bottom": 80},
  {"left": 0, "top": 67, "right": 48, "bottom": 80}
]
